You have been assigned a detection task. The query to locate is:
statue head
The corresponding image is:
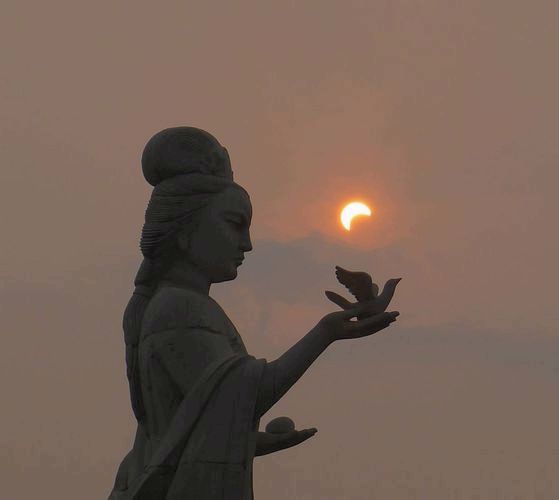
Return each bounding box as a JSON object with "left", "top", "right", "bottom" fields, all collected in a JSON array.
[{"left": 138, "top": 126, "right": 252, "bottom": 287}]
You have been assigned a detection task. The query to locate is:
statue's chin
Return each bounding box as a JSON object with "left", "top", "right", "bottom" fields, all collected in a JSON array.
[{"left": 212, "top": 267, "right": 238, "bottom": 284}]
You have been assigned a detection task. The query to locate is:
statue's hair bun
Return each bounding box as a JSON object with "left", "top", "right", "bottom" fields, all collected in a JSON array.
[{"left": 141, "top": 127, "right": 232, "bottom": 186}]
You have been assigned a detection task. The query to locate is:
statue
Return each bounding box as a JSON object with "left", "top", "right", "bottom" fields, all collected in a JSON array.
[{"left": 108, "top": 127, "right": 401, "bottom": 499}]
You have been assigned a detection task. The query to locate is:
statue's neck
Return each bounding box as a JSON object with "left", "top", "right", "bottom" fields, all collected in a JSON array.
[{"left": 156, "top": 261, "right": 211, "bottom": 296}]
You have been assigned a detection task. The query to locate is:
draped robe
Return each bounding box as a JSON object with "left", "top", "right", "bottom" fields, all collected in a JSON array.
[{"left": 108, "top": 286, "right": 266, "bottom": 499}]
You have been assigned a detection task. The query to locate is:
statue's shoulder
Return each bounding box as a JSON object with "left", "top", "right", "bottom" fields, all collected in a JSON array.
[{"left": 141, "top": 286, "right": 229, "bottom": 340}]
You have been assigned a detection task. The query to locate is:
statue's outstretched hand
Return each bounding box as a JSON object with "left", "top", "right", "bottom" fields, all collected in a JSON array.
[
  {"left": 317, "top": 306, "right": 399, "bottom": 341},
  {"left": 254, "top": 417, "right": 317, "bottom": 456},
  {"left": 319, "top": 265, "right": 401, "bottom": 341}
]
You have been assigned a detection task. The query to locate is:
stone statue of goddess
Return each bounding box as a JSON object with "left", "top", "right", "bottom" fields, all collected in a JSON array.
[{"left": 108, "top": 127, "right": 400, "bottom": 500}]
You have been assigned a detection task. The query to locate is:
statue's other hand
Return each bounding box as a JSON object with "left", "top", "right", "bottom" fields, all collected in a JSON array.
[{"left": 254, "top": 428, "right": 317, "bottom": 457}]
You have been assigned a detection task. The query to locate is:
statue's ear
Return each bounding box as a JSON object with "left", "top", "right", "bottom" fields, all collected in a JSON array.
[{"left": 174, "top": 222, "right": 195, "bottom": 253}]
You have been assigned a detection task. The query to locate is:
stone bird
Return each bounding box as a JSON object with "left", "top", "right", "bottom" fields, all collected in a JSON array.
[{"left": 325, "top": 265, "right": 401, "bottom": 320}]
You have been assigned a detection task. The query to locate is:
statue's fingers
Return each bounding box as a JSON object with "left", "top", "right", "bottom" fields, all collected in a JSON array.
[
  {"left": 293, "top": 428, "right": 318, "bottom": 444},
  {"left": 325, "top": 291, "right": 353, "bottom": 309},
  {"left": 301, "top": 427, "right": 318, "bottom": 436}
]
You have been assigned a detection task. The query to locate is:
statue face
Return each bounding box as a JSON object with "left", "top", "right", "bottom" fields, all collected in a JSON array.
[{"left": 177, "top": 185, "right": 253, "bottom": 283}]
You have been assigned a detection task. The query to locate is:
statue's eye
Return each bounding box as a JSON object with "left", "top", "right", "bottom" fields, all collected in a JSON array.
[{"left": 227, "top": 219, "right": 243, "bottom": 228}]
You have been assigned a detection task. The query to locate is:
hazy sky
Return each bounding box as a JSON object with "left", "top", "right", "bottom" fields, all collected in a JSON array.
[{"left": 2, "top": 1, "right": 558, "bottom": 498}]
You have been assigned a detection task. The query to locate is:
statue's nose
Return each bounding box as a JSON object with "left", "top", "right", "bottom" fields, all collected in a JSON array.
[{"left": 241, "top": 231, "right": 253, "bottom": 252}]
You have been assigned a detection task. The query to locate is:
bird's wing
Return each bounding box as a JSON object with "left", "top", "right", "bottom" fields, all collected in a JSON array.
[{"left": 334, "top": 266, "right": 376, "bottom": 302}]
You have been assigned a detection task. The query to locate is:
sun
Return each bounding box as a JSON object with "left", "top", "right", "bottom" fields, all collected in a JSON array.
[{"left": 340, "top": 202, "right": 372, "bottom": 231}]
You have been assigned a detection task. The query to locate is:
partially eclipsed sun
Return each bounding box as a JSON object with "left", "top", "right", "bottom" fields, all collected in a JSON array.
[{"left": 340, "top": 202, "right": 372, "bottom": 231}]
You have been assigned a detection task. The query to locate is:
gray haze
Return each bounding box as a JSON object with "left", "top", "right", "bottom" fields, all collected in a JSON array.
[{"left": 1, "top": 1, "right": 558, "bottom": 498}]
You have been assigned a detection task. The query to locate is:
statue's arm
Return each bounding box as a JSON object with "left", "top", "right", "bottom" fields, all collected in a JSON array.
[
  {"left": 149, "top": 327, "right": 324, "bottom": 456},
  {"left": 254, "top": 324, "right": 334, "bottom": 418},
  {"left": 150, "top": 328, "right": 235, "bottom": 395}
]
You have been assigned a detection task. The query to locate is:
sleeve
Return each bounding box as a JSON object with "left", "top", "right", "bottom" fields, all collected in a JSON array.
[{"left": 149, "top": 328, "right": 236, "bottom": 396}]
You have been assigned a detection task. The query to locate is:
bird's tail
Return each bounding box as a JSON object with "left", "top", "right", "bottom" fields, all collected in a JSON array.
[{"left": 324, "top": 290, "right": 353, "bottom": 309}]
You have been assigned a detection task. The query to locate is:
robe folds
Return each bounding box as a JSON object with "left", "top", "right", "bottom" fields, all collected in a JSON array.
[{"left": 108, "top": 286, "right": 267, "bottom": 500}]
